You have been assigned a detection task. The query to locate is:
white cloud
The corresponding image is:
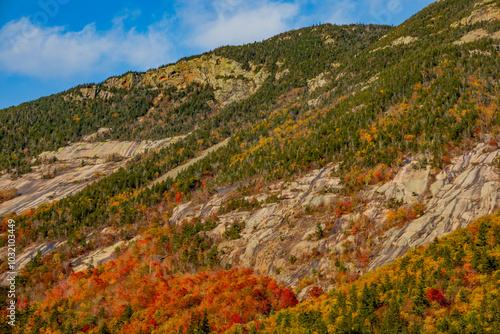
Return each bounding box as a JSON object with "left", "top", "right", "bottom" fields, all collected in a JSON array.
[
  {"left": 0, "top": 16, "right": 174, "bottom": 78},
  {"left": 0, "top": 1, "right": 301, "bottom": 80},
  {"left": 0, "top": 0, "right": 421, "bottom": 82},
  {"left": 191, "top": 1, "right": 299, "bottom": 49},
  {"left": 112, "top": 9, "right": 142, "bottom": 26}
]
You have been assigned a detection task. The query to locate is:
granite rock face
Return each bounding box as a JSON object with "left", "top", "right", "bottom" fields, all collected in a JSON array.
[
  {"left": 451, "top": 0, "right": 500, "bottom": 27},
  {"left": 63, "top": 55, "right": 268, "bottom": 112},
  {"left": 0, "top": 240, "right": 67, "bottom": 284},
  {"left": 368, "top": 143, "right": 500, "bottom": 270},
  {"left": 102, "top": 55, "right": 268, "bottom": 108},
  {"left": 164, "top": 143, "right": 500, "bottom": 293},
  {"left": 2, "top": 143, "right": 499, "bottom": 294},
  {"left": 375, "top": 162, "right": 431, "bottom": 204},
  {"left": 0, "top": 136, "right": 182, "bottom": 217}
]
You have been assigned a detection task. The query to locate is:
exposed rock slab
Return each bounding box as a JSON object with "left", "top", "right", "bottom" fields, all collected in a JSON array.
[
  {"left": 0, "top": 164, "right": 118, "bottom": 217},
  {"left": 39, "top": 137, "right": 180, "bottom": 162},
  {"left": 3, "top": 141, "right": 499, "bottom": 293},
  {"left": 453, "top": 28, "right": 500, "bottom": 45},
  {"left": 150, "top": 137, "right": 231, "bottom": 188},
  {"left": 451, "top": 1, "right": 500, "bottom": 27},
  {"left": 371, "top": 36, "right": 418, "bottom": 52},
  {"left": 392, "top": 36, "right": 419, "bottom": 46},
  {"left": 0, "top": 137, "right": 180, "bottom": 217},
  {"left": 368, "top": 144, "right": 500, "bottom": 270},
  {"left": 164, "top": 143, "right": 500, "bottom": 291},
  {"left": 167, "top": 165, "right": 344, "bottom": 289},
  {"left": 64, "top": 87, "right": 114, "bottom": 101},
  {"left": 375, "top": 162, "right": 431, "bottom": 204},
  {"left": 70, "top": 236, "right": 141, "bottom": 273},
  {"left": 307, "top": 73, "right": 330, "bottom": 92},
  {"left": 0, "top": 240, "right": 67, "bottom": 285}
]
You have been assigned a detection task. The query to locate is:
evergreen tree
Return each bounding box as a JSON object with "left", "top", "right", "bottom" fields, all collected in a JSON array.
[
  {"left": 65, "top": 322, "right": 74, "bottom": 334},
  {"left": 381, "top": 296, "right": 408, "bottom": 334},
  {"left": 199, "top": 310, "right": 211, "bottom": 334},
  {"left": 98, "top": 323, "right": 111, "bottom": 334},
  {"left": 412, "top": 277, "right": 428, "bottom": 316}
]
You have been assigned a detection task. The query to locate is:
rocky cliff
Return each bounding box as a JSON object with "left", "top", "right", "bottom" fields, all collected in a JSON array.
[
  {"left": 0, "top": 135, "right": 182, "bottom": 217},
  {"left": 65, "top": 54, "right": 268, "bottom": 109},
  {"left": 105, "top": 141, "right": 498, "bottom": 296},
  {"left": 4, "top": 141, "right": 499, "bottom": 293}
]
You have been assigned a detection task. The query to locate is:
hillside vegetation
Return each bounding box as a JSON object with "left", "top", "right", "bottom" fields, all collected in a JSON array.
[
  {"left": 232, "top": 211, "right": 500, "bottom": 334},
  {"left": 1, "top": 0, "right": 500, "bottom": 333}
]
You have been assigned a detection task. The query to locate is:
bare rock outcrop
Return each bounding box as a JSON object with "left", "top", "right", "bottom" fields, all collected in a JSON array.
[
  {"left": 451, "top": 1, "right": 500, "bottom": 27},
  {"left": 70, "top": 235, "right": 141, "bottom": 273},
  {"left": 103, "top": 55, "right": 268, "bottom": 108},
  {"left": 0, "top": 136, "right": 181, "bottom": 217},
  {"left": 368, "top": 143, "right": 500, "bottom": 270},
  {"left": 167, "top": 165, "right": 345, "bottom": 290},
  {"left": 371, "top": 36, "right": 418, "bottom": 53},
  {"left": 0, "top": 240, "right": 67, "bottom": 284},
  {"left": 375, "top": 161, "right": 431, "bottom": 204},
  {"left": 3, "top": 142, "right": 499, "bottom": 293},
  {"left": 164, "top": 143, "right": 499, "bottom": 292},
  {"left": 453, "top": 28, "right": 500, "bottom": 45},
  {"left": 38, "top": 137, "right": 179, "bottom": 162},
  {"left": 64, "top": 87, "right": 114, "bottom": 101},
  {"left": 307, "top": 73, "right": 330, "bottom": 92}
]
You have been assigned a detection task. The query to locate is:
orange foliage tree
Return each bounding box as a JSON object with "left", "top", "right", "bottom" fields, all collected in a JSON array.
[{"left": 21, "top": 239, "right": 297, "bottom": 334}]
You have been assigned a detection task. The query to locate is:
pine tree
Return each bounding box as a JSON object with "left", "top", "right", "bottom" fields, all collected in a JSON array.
[
  {"left": 120, "top": 304, "right": 133, "bottom": 322},
  {"left": 186, "top": 313, "right": 200, "bottom": 334},
  {"left": 65, "top": 322, "right": 74, "bottom": 334},
  {"left": 199, "top": 310, "right": 211, "bottom": 334},
  {"left": 412, "top": 278, "right": 428, "bottom": 316},
  {"left": 98, "top": 323, "right": 111, "bottom": 334},
  {"left": 381, "top": 296, "right": 408, "bottom": 334}
]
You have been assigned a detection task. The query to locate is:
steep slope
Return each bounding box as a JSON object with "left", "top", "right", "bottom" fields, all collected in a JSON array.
[
  {"left": 0, "top": 23, "right": 389, "bottom": 246},
  {"left": 2, "top": 0, "right": 500, "bottom": 332},
  {"left": 0, "top": 135, "right": 184, "bottom": 217},
  {"left": 157, "top": 142, "right": 499, "bottom": 294},
  {"left": 232, "top": 211, "right": 500, "bottom": 333},
  {"left": 0, "top": 54, "right": 265, "bottom": 178}
]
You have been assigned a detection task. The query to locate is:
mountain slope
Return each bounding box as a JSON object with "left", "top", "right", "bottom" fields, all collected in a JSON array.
[
  {"left": 2, "top": 0, "right": 500, "bottom": 333},
  {"left": 231, "top": 211, "right": 500, "bottom": 334}
]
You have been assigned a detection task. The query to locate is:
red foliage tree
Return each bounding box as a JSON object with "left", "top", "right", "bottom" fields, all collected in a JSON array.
[
  {"left": 175, "top": 191, "right": 182, "bottom": 203},
  {"left": 426, "top": 287, "right": 448, "bottom": 307},
  {"left": 26, "top": 243, "right": 298, "bottom": 334},
  {"left": 308, "top": 286, "right": 324, "bottom": 299}
]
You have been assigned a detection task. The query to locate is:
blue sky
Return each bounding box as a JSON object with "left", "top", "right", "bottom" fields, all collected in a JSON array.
[{"left": 0, "top": 0, "right": 434, "bottom": 109}]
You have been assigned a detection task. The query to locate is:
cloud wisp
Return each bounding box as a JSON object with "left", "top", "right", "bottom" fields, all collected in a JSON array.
[
  {"left": 190, "top": 1, "right": 300, "bottom": 49},
  {"left": 0, "top": 0, "right": 425, "bottom": 82},
  {"left": 0, "top": 16, "right": 174, "bottom": 78}
]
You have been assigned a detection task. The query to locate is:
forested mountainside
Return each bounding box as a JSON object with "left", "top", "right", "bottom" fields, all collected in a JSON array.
[
  {"left": 231, "top": 212, "right": 500, "bottom": 334},
  {"left": 1, "top": 0, "right": 500, "bottom": 333},
  {"left": 15, "top": 212, "right": 500, "bottom": 334}
]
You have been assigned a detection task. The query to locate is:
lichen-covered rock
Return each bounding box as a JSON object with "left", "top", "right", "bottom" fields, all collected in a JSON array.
[{"left": 103, "top": 55, "right": 268, "bottom": 108}]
